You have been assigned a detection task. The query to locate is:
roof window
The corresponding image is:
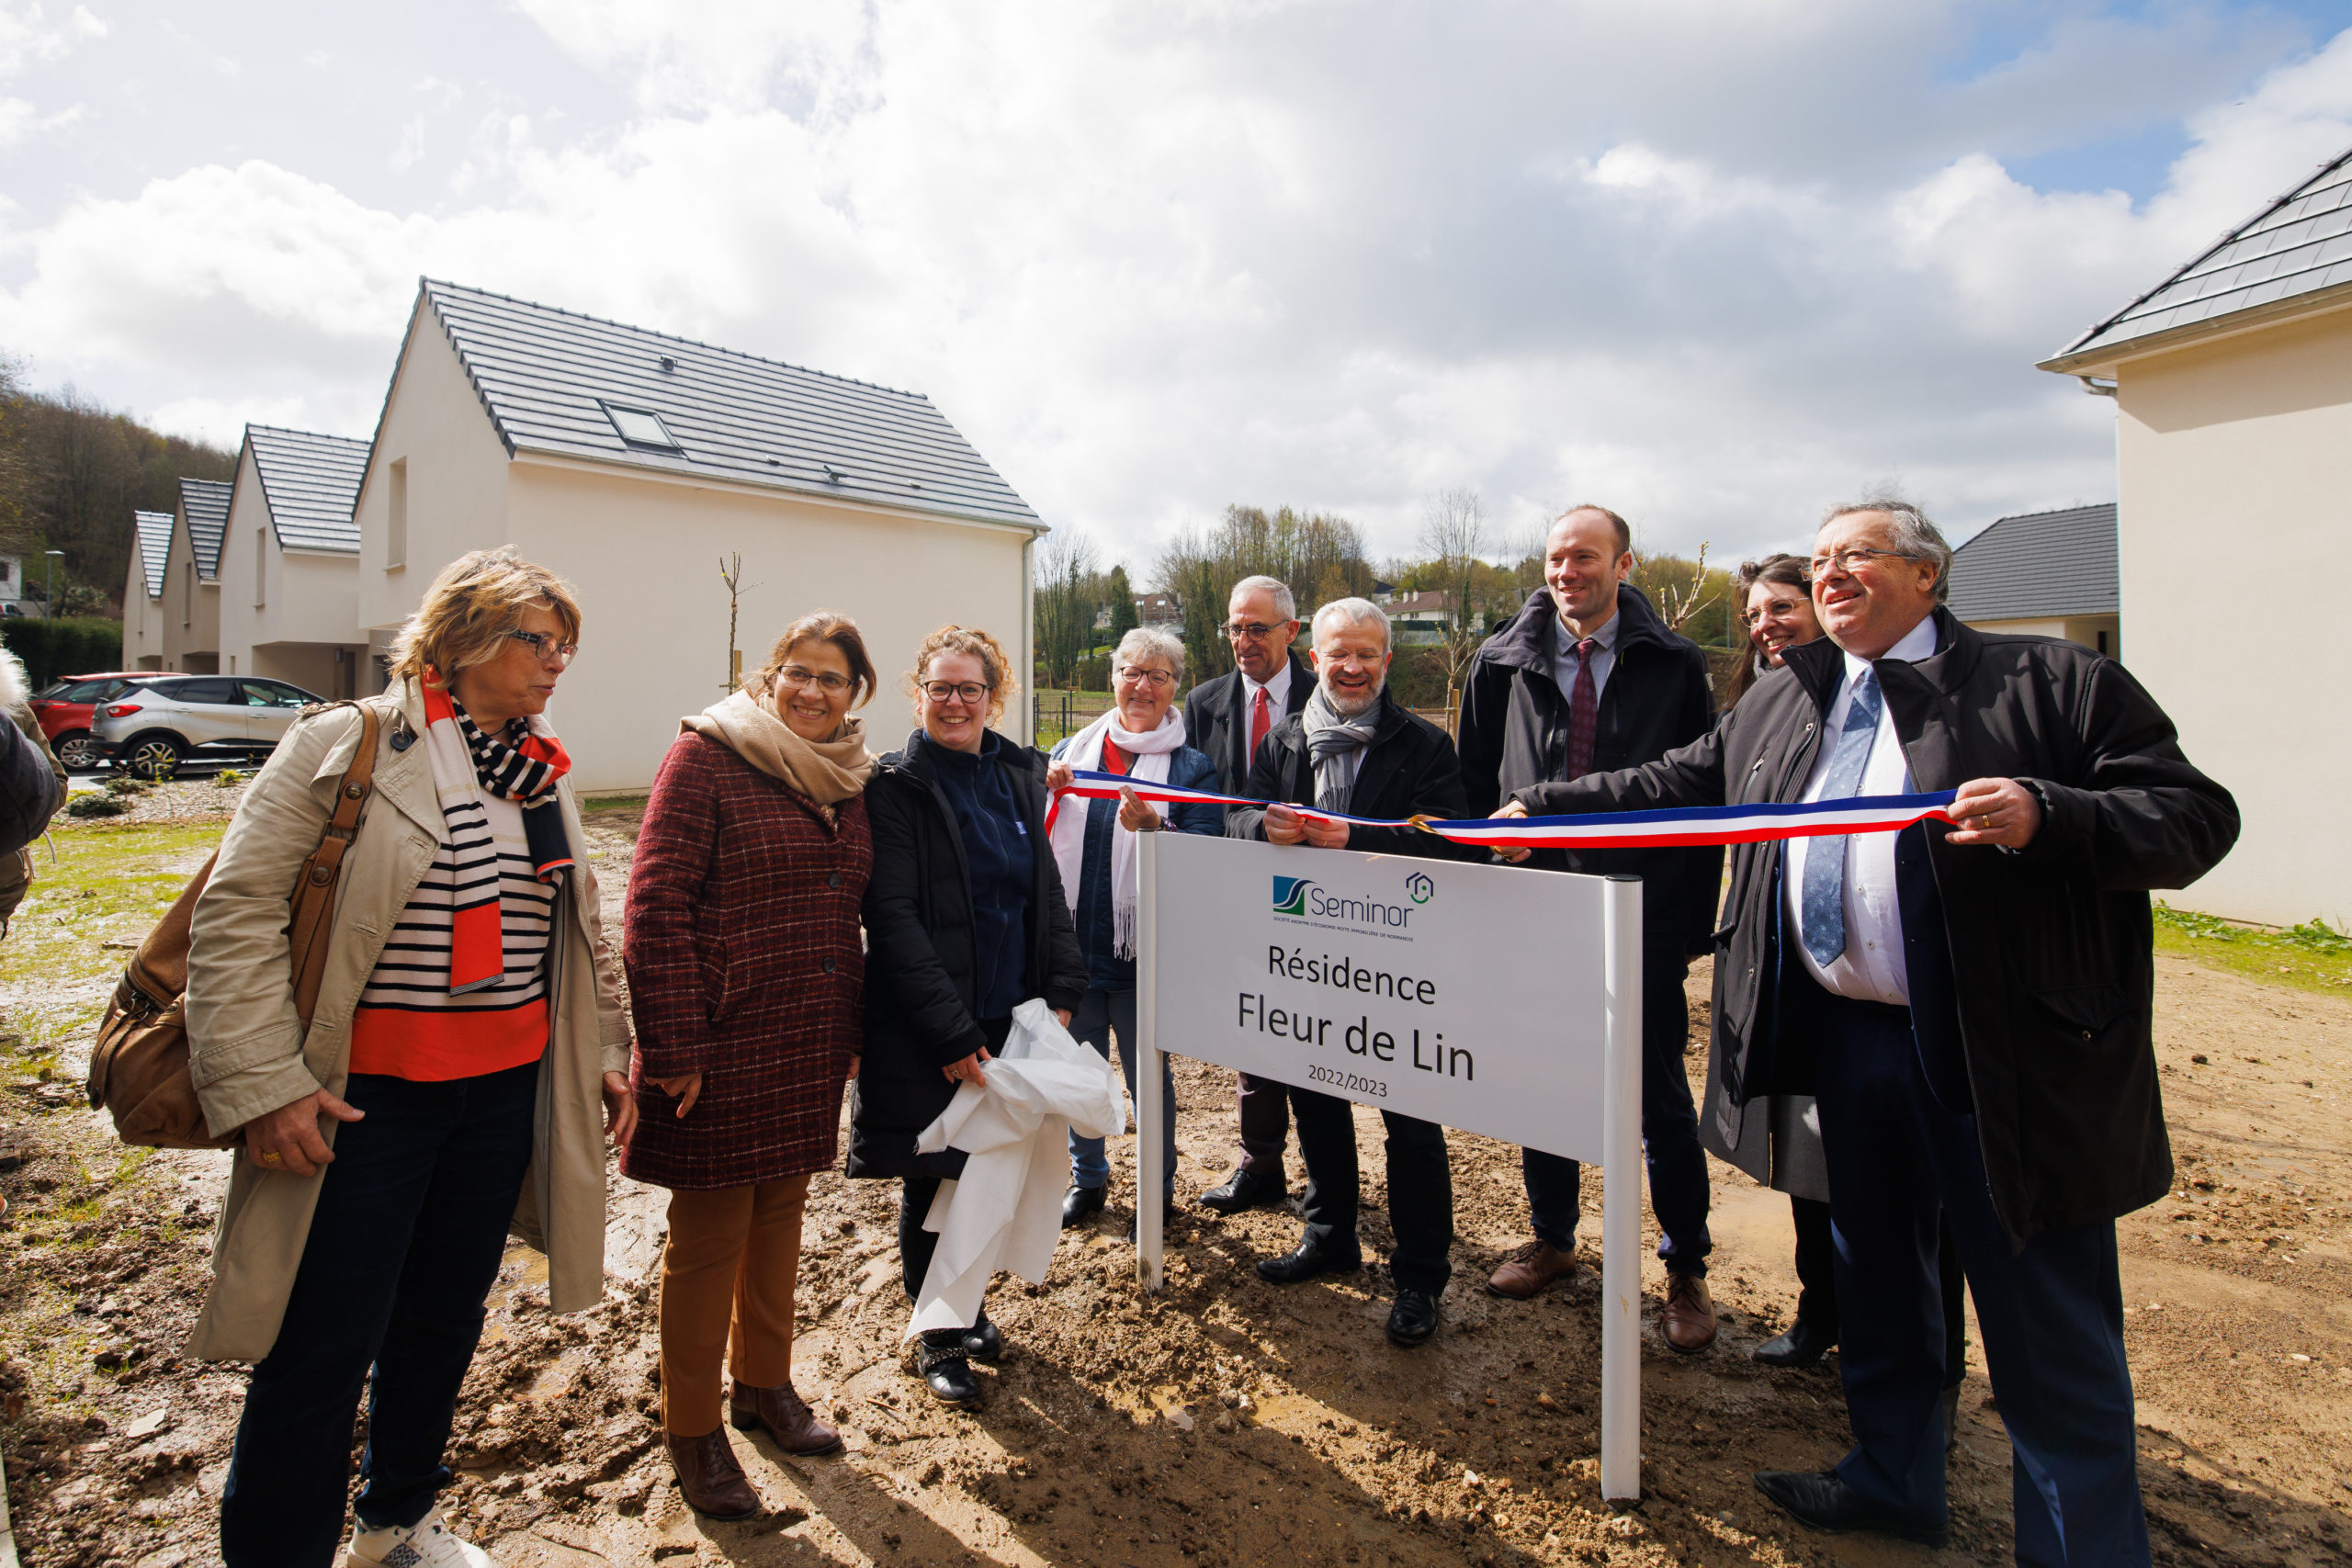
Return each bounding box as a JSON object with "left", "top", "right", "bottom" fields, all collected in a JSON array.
[{"left": 601, "top": 402, "right": 681, "bottom": 452}]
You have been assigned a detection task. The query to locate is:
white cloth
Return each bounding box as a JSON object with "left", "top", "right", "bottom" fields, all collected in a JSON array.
[
  {"left": 1784, "top": 614, "right": 1939, "bottom": 1007},
  {"left": 906, "top": 998, "right": 1128, "bottom": 1337},
  {"left": 1551, "top": 601, "right": 1621, "bottom": 705},
  {"left": 1048, "top": 707, "right": 1185, "bottom": 957}
]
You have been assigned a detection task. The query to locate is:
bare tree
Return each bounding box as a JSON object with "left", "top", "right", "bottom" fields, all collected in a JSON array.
[
  {"left": 1418, "top": 487, "right": 1493, "bottom": 732},
  {"left": 1637, "top": 539, "right": 1721, "bottom": 635},
  {"left": 718, "top": 553, "right": 750, "bottom": 693},
  {"left": 1034, "top": 526, "right": 1103, "bottom": 689}
]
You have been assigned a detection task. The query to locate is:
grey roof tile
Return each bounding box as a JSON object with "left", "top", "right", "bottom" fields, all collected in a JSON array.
[
  {"left": 246, "top": 424, "right": 368, "bottom": 553},
  {"left": 133, "top": 511, "right": 171, "bottom": 598},
  {"left": 1947, "top": 503, "right": 2117, "bottom": 622},
  {"left": 417, "top": 279, "right": 1042, "bottom": 530},
  {"left": 179, "top": 478, "right": 232, "bottom": 581},
  {"left": 2050, "top": 145, "right": 2352, "bottom": 363}
]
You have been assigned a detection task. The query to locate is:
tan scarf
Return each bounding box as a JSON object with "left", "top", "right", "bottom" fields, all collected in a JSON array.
[{"left": 683, "top": 687, "right": 876, "bottom": 805}]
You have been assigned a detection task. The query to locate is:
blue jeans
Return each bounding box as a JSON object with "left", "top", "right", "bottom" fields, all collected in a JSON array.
[
  {"left": 1065, "top": 987, "right": 1176, "bottom": 1200},
  {"left": 220, "top": 1059, "right": 540, "bottom": 1567}
]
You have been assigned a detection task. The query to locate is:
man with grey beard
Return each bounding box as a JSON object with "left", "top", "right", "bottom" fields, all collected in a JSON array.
[{"left": 1226, "top": 598, "right": 1471, "bottom": 1348}]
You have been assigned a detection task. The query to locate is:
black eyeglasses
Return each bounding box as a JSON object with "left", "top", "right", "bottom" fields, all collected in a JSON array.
[
  {"left": 922, "top": 681, "right": 991, "bottom": 704},
  {"left": 506, "top": 629, "right": 579, "bottom": 663},
  {"left": 1225, "top": 621, "right": 1291, "bottom": 641},
  {"left": 776, "top": 665, "right": 853, "bottom": 694},
  {"left": 1808, "top": 547, "right": 1912, "bottom": 577}
]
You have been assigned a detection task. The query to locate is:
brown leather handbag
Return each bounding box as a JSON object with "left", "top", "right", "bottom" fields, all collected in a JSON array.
[{"left": 85, "top": 705, "right": 382, "bottom": 1149}]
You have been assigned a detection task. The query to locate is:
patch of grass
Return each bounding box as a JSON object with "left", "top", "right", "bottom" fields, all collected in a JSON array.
[
  {"left": 0, "top": 822, "right": 225, "bottom": 1044},
  {"left": 579, "top": 793, "right": 647, "bottom": 815},
  {"left": 2153, "top": 903, "right": 2352, "bottom": 997}
]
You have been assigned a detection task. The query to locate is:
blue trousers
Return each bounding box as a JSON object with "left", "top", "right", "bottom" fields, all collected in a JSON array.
[
  {"left": 1810, "top": 985, "right": 2148, "bottom": 1565},
  {"left": 220, "top": 1058, "right": 540, "bottom": 1568},
  {"left": 1521, "top": 952, "right": 1711, "bottom": 1274},
  {"left": 1066, "top": 986, "right": 1176, "bottom": 1200}
]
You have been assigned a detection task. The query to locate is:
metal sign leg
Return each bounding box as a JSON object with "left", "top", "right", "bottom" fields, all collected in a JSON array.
[
  {"left": 1136, "top": 831, "right": 1165, "bottom": 1291},
  {"left": 1600, "top": 875, "right": 1644, "bottom": 1505}
]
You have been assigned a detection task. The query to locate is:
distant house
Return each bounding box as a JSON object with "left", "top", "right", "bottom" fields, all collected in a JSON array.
[
  {"left": 162, "top": 478, "right": 232, "bottom": 673},
  {"left": 0, "top": 554, "right": 20, "bottom": 615},
  {"left": 1135, "top": 592, "right": 1182, "bottom": 626},
  {"left": 1384, "top": 589, "right": 1455, "bottom": 647},
  {"left": 123, "top": 512, "right": 173, "bottom": 667},
  {"left": 1946, "top": 504, "right": 2119, "bottom": 660},
  {"left": 2038, "top": 142, "right": 2352, "bottom": 926},
  {"left": 218, "top": 424, "right": 371, "bottom": 699},
  {"left": 348, "top": 279, "right": 1048, "bottom": 793}
]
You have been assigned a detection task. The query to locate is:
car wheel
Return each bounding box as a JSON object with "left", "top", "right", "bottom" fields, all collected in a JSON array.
[
  {"left": 52, "top": 731, "right": 98, "bottom": 771},
  {"left": 125, "top": 735, "right": 185, "bottom": 780}
]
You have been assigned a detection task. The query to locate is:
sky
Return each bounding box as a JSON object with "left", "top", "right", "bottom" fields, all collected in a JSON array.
[{"left": 3, "top": 0, "right": 2349, "bottom": 572}]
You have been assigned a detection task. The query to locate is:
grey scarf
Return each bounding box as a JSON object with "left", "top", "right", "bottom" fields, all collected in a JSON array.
[{"left": 1300, "top": 684, "right": 1382, "bottom": 813}]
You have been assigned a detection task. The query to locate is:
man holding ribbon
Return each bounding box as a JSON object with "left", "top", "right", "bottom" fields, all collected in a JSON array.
[
  {"left": 1498, "top": 498, "right": 2237, "bottom": 1563},
  {"left": 1227, "top": 596, "right": 1471, "bottom": 1348}
]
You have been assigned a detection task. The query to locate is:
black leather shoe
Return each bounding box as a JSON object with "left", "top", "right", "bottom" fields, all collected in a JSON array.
[
  {"left": 963, "top": 1310, "right": 1002, "bottom": 1364},
  {"left": 1385, "top": 1288, "right": 1439, "bottom": 1347},
  {"left": 1255, "top": 1236, "right": 1361, "bottom": 1285},
  {"left": 1061, "top": 1183, "right": 1106, "bottom": 1229},
  {"left": 916, "top": 1333, "right": 984, "bottom": 1408},
  {"left": 1942, "top": 1383, "right": 1961, "bottom": 1453},
  {"left": 1198, "top": 1166, "right": 1287, "bottom": 1214},
  {"left": 1752, "top": 1316, "right": 1837, "bottom": 1368},
  {"left": 1753, "top": 1470, "right": 1949, "bottom": 1548}
]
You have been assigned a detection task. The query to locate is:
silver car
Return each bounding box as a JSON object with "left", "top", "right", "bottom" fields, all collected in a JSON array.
[{"left": 92, "top": 675, "right": 324, "bottom": 778}]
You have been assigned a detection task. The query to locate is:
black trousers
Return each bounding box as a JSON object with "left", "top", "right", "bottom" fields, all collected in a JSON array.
[
  {"left": 1287, "top": 1085, "right": 1453, "bottom": 1294},
  {"left": 1237, "top": 1071, "right": 1291, "bottom": 1175},
  {"left": 1792, "top": 1195, "right": 1967, "bottom": 1386}
]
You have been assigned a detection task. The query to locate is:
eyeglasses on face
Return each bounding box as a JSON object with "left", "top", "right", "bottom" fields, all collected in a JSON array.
[
  {"left": 1115, "top": 667, "right": 1174, "bottom": 689},
  {"left": 506, "top": 628, "right": 580, "bottom": 663},
  {"left": 922, "top": 681, "right": 991, "bottom": 705},
  {"left": 776, "top": 665, "right": 853, "bottom": 694},
  {"left": 1808, "top": 547, "right": 1913, "bottom": 578},
  {"left": 1225, "top": 621, "right": 1288, "bottom": 641}
]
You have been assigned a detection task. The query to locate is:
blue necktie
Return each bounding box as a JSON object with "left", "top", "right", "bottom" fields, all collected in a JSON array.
[{"left": 1800, "top": 668, "right": 1882, "bottom": 967}]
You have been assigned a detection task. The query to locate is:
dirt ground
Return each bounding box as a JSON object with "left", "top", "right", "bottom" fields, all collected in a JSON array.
[{"left": 2, "top": 802, "right": 2348, "bottom": 1568}]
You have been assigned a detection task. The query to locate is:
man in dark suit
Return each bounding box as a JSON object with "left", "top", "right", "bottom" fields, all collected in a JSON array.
[
  {"left": 1501, "top": 499, "right": 2237, "bottom": 1562},
  {"left": 1456, "top": 504, "right": 1723, "bottom": 1351},
  {"left": 1182, "top": 574, "right": 1314, "bottom": 1214},
  {"left": 1227, "top": 597, "right": 1469, "bottom": 1348}
]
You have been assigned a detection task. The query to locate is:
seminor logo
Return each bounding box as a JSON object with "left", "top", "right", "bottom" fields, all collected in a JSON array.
[
  {"left": 1405, "top": 871, "right": 1435, "bottom": 905},
  {"left": 1272, "top": 876, "right": 1315, "bottom": 917}
]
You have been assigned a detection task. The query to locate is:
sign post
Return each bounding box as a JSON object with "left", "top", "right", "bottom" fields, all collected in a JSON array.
[{"left": 1132, "top": 830, "right": 1643, "bottom": 1503}]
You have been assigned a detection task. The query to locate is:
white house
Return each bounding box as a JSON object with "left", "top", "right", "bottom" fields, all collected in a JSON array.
[
  {"left": 161, "top": 478, "right": 232, "bottom": 673},
  {"left": 349, "top": 279, "right": 1049, "bottom": 794},
  {"left": 122, "top": 511, "right": 173, "bottom": 667},
  {"left": 2038, "top": 143, "right": 2352, "bottom": 927},
  {"left": 217, "top": 424, "right": 371, "bottom": 698}
]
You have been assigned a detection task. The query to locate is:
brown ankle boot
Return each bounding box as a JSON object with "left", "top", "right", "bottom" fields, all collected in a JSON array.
[
  {"left": 666, "top": 1427, "right": 761, "bottom": 1519},
  {"left": 729, "top": 1380, "right": 843, "bottom": 1456}
]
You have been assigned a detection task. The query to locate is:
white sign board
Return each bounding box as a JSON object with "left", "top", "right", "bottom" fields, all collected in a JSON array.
[{"left": 1133, "top": 829, "right": 1646, "bottom": 1504}]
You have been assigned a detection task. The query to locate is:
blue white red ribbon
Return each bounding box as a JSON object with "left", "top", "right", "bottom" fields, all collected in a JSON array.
[{"left": 1051, "top": 768, "right": 1959, "bottom": 851}]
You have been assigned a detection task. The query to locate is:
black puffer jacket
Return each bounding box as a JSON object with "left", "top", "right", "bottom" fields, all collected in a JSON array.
[
  {"left": 1516, "top": 609, "right": 2239, "bottom": 1247},
  {"left": 1456, "top": 582, "right": 1719, "bottom": 953},
  {"left": 1227, "top": 690, "right": 1473, "bottom": 862},
  {"left": 0, "top": 707, "right": 62, "bottom": 858},
  {"left": 850, "top": 730, "right": 1087, "bottom": 1180}
]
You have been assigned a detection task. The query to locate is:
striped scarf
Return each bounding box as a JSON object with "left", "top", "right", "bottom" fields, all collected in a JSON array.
[{"left": 423, "top": 683, "right": 574, "bottom": 994}]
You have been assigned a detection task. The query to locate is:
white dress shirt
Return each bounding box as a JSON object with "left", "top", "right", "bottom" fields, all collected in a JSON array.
[
  {"left": 1784, "top": 614, "right": 1939, "bottom": 1007},
  {"left": 1552, "top": 604, "right": 1621, "bottom": 708},
  {"left": 1241, "top": 660, "right": 1294, "bottom": 717}
]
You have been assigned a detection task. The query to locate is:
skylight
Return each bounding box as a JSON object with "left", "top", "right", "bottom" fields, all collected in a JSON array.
[{"left": 602, "top": 402, "right": 681, "bottom": 451}]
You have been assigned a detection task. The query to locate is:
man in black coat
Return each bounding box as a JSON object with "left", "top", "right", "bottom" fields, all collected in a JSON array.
[
  {"left": 1502, "top": 500, "right": 2237, "bottom": 1562},
  {"left": 1227, "top": 597, "right": 1470, "bottom": 1349},
  {"left": 1181, "top": 573, "right": 1314, "bottom": 1214},
  {"left": 1456, "top": 504, "right": 1722, "bottom": 1350}
]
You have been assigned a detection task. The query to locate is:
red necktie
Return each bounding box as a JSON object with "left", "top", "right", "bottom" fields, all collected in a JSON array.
[
  {"left": 1249, "top": 683, "right": 1272, "bottom": 761},
  {"left": 1567, "top": 638, "right": 1600, "bottom": 778}
]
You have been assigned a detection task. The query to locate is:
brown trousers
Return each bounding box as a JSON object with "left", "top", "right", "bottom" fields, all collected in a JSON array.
[{"left": 659, "top": 1174, "right": 809, "bottom": 1437}]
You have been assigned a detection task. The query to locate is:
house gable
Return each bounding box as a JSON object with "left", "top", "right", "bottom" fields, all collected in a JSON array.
[
  {"left": 248, "top": 424, "right": 370, "bottom": 554},
  {"left": 133, "top": 511, "right": 171, "bottom": 598},
  {"left": 179, "top": 477, "right": 233, "bottom": 582},
  {"left": 1946, "top": 504, "right": 2118, "bottom": 623}
]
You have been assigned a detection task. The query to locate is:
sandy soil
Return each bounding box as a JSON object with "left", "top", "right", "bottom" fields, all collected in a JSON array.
[{"left": 2, "top": 805, "right": 2348, "bottom": 1568}]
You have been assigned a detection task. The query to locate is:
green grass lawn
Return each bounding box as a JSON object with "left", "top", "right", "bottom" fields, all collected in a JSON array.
[{"left": 2152, "top": 903, "right": 2352, "bottom": 997}]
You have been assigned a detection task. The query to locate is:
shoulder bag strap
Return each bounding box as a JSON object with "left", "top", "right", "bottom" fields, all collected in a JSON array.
[{"left": 285, "top": 704, "right": 382, "bottom": 1027}]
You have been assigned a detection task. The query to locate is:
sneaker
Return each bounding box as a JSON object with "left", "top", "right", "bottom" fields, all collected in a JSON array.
[{"left": 345, "top": 1506, "right": 492, "bottom": 1567}]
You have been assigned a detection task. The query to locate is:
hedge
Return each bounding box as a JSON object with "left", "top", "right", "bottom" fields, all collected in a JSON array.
[{"left": 2, "top": 617, "right": 127, "bottom": 690}]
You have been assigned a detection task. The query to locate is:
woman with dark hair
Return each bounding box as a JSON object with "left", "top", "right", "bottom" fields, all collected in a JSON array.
[
  {"left": 852, "top": 626, "right": 1086, "bottom": 1409},
  {"left": 624, "top": 611, "right": 880, "bottom": 1518},
  {"left": 1724, "top": 553, "right": 1819, "bottom": 708}
]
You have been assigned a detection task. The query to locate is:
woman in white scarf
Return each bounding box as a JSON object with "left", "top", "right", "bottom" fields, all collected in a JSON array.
[{"left": 1043, "top": 626, "right": 1227, "bottom": 1232}]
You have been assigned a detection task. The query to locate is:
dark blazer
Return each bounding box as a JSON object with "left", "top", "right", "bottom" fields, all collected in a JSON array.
[
  {"left": 1227, "top": 690, "right": 1472, "bottom": 863},
  {"left": 851, "top": 730, "right": 1088, "bottom": 1180},
  {"left": 1457, "top": 582, "right": 1720, "bottom": 952},
  {"left": 0, "top": 709, "right": 62, "bottom": 858},
  {"left": 1182, "top": 650, "right": 1315, "bottom": 795},
  {"left": 621, "top": 733, "right": 872, "bottom": 1190},
  {"left": 1516, "top": 609, "right": 2240, "bottom": 1247}
]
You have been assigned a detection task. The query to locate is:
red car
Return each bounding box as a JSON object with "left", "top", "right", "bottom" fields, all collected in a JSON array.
[{"left": 29, "top": 671, "right": 161, "bottom": 772}]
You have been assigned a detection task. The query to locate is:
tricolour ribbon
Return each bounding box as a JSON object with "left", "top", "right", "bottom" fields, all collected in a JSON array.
[{"left": 1051, "top": 769, "right": 1958, "bottom": 851}]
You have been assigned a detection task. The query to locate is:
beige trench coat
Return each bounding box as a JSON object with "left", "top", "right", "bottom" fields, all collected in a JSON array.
[{"left": 183, "top": 681, "right": 632, "bottom": 1362}]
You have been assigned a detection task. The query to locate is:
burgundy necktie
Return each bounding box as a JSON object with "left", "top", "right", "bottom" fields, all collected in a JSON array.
[
  {"left": 1249, "top": 684, "right": 1272, "bottom": 761},
  {"left": 1567, "top": 637, "right": 1600, "bottom": 779}
]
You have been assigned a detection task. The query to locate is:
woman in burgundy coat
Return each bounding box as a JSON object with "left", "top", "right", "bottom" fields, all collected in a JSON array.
[{"left": 622, "top": 612, "right": 877, "bottom": 1521}]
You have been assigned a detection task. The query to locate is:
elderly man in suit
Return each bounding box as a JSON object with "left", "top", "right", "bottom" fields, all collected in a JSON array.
[
  {"left": 1500, "top": 498, "right": 2236, "bottom": 1563},
  {"left": 1228, "top": 597, "right": 1469, "bottom": 1348},
  {"left": 1182, "top": 574, "right": 1315, "bottom": 1215}
]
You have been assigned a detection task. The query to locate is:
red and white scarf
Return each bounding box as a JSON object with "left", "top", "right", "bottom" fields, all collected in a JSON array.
[
  {"left": 1046, "top": 708, "right": 1186, "bottom": 959},
  {"left": 422, "top": 682, "right": 574, "bottom": 994}
]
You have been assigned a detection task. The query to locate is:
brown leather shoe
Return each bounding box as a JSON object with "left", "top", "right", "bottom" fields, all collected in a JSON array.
[
  {"left": 1662, "top": 1272, "right": 1718, "bottom": 1353},
  {"left": 666, "top": 1427, "right": 761, "bottom": 1519},
  {"left": 730, "top": 1379, "right": 844, "bottom": 1456},
  {"left": 1487, "top": 1239, "right": 1577, "bottom": 1299}
]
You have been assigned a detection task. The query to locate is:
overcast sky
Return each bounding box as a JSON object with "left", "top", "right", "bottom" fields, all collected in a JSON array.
[{"left": 3, "top": 1, "right": 2349, "bottom": 571}]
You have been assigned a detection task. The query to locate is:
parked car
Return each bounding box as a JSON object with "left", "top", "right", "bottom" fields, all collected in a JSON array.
[
  {"left": 91, "top": 675, "right": 324, "bottom": 778},
  {"left": 28, "top": 671, "right": 164, "bottom": 772}
]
